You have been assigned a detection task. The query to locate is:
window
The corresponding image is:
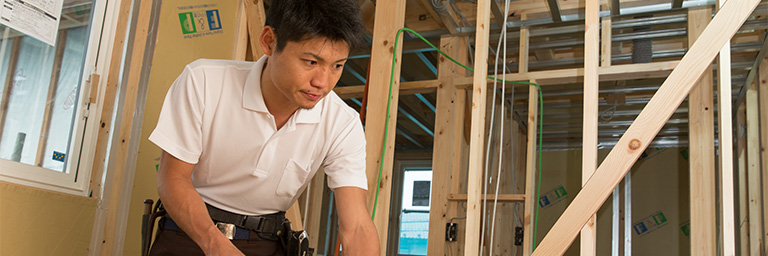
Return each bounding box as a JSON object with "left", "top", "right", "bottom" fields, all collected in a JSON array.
[
  {"left": 398, "top": 169, "right": 432, "bottom": 256},
  {"left": 0, "top": 0, "right": 111, "bottom": 195}
]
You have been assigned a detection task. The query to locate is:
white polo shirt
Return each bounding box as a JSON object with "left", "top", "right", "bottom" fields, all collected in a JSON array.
[{"left": 149, "top": 56, "right": 367, "bottom": 216}]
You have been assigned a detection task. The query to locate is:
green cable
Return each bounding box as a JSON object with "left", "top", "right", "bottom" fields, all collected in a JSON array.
[{"left": 370, "top": 28, "right": 543, "bottom": 251}]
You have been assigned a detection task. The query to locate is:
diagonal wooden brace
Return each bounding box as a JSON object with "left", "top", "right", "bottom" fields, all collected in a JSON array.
[{"left": 531, "top": 0, "right": 760, "bottom": 254}]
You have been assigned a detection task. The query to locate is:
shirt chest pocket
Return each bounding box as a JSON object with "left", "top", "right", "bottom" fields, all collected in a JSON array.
[{"left": 275, "top": 159, "right": 311, "bottom": 197}]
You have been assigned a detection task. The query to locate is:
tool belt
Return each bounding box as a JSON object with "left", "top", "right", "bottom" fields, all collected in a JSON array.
[{"left": 205, "top": 204, "right": 286, "bottom": 241}]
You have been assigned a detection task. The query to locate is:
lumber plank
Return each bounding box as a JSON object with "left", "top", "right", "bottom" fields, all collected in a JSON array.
[
  {"left": 530, "top": 0, "right": 760, "bottom": 253},
  {"left": 523, "top": 79, "right": 539, "bottom": 255},
  {"left": 716, "top": 0, "right": 737, "bottom": 254},
  {"left": 305, "top": 171, "right": 325, "bottom": 250},
  {"left": 687, "top": 6, "right": 717, "bottom": 256},
  {"left": 232, "top": 0, "right": 249, "bottom": 60},
  {"left": 581, "top": 0, "right": 599, "bottom": 253},
  {"left": 244, "top": 0, "right": 267, "bottom": 59},
  {"left": 464, "top": 0, "right": 492, "bottom": 254},
  {"left": 600, "top": 10, "right": 611, "bottom": 67},
  {"left": 0, "top": 37, "right": 22, "bottom": 145},
  {"left": 100, "top": 0, "right": 154, "bottom": 255},
  {"left": 363, "top": 0, "right": 407, "bottom": 254},
  {"left": 737, "top": 103, "right": 749, "bottom": 255},
  {"left": 426, "top": 35, "right": 463, "bottom": 256},
  {"left": 760, "top": 55, "right": 768, "bottom": 255},
  {"left": 746, "top": 61, "right": 764, "bottom": 256}
]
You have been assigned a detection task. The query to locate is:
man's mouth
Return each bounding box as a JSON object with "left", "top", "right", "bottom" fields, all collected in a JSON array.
[{"left": 302, "top": 91, "right": 322, "bottom": 101}]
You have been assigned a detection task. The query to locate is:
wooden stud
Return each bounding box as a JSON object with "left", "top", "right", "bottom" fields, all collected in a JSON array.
[
  {"left": 716, "top": 0, "right": 737, "bottom": 255},
  {"left": 0, "top": 37, "right": 22, "bottom": 145},
  {"left": 426, "top": 35, "right": 463, "bottom": 256},
  {"left": 737, "top": 102, "right": 749, "bottom": 255},
  {"left": 448, "top": 62, "right": 469, "bottom": 256},
  {"left": 232, "top": 0, "right": 249, "bottom": 61},
  {"left": 600, "top": 8, "right": 611, "bottom": 68},
  {"left": 519, "top": 14, "right": 529, "bottom": 74},
  {"left": 687, "top": 6, "right": 717, "bottom": 256},
  {"left": 89, "top": 0, "right": 133, "bottom": 200},
  {"left": 746, "top": 59, "right": 764, "bottom": 256},
  {"left": 286, "top": 203, "right": 303, "bottom": 230},
  {"left": 523, "top": 79, "right": 538, "bottom": 256},
  {"left": 35, "top": 31, "right": 68, "bottom": 167},
  {"left": 363, "top": 0, "right": 407, "bottom": 254},
  {"left": 531, "top": 0, "right": 760, "bottom": 253},
  {"left": 464, "top": 0, "right": 492, "bottom": 254},
  {"left": 760, "top": 55, "right": 768, "bottom": 255},
  {"left": 581, "top": 0, "right": 599, "bottom": 253},
  {"left": 305, "top": 171, "right": 326, "bottom": 250},
  {"left": 100, "top": 0, "right": 154, "bottom": 255}
]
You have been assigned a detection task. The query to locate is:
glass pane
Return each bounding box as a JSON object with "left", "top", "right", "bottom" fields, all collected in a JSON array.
[
  {"left": 0, "top": 1, "right": 93, "bottom": 173},
  {"left": 398, "top": 170, "right": 432, "bottom": 255}
]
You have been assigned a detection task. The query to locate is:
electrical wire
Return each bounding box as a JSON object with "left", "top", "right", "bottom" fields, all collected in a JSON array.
[{"left": 369, "top": 27, "right": 544, "bottom": 252}]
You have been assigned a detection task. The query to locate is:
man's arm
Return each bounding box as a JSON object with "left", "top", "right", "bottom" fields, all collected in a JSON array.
[
  {"left": 156, "top": 151, "right": 244, "bottom": 256},
  {"left": 334, "top": 186, "right": 380, "bottom": 255}
]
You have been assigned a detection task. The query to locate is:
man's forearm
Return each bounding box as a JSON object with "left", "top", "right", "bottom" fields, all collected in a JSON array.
[{"left": 339, "top": 220, "right": 380, "bottom": 255}]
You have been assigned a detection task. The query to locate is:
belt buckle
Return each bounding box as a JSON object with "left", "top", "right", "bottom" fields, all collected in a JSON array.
[{"left": 216, "top": 222, "right": 236, "bottom": 240}]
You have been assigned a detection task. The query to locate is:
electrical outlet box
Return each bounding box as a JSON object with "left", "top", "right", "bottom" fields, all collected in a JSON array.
[
  {"left": 514, "top": 227, "right": 524, "bottom": 246},
  {"left": 446, "top": 223, "right": 458, "bottom": 241}
]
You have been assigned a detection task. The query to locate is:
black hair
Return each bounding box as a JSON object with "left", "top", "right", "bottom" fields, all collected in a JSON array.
[{"left": 265, "top": 0, "right": 367, "bottom": 53}]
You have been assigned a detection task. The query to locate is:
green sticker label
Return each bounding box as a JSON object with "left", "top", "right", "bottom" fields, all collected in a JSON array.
[
  {"left": 179, "top": 12, "right": 197, "bottom": 34},
  {"left": 680, "top": 221, "right": 690, "bottom": 237}
]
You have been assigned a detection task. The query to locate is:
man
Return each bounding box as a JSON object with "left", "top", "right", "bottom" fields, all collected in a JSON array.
[{"left": 147, "top": 0, "right": 379, "bottom": 255}]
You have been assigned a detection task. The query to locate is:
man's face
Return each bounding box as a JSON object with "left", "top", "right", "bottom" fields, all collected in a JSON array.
[{"left": 267, "top": 37, "right": 349, "bottom": 109}]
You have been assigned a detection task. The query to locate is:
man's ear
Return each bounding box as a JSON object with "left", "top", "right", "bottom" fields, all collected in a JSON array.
[{"left": 259, "top": 26, "right": 277, "bottom": 56}]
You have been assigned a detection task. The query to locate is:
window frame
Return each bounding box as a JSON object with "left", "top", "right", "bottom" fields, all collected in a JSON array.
[{"left": 0, "top": 0, "right": 116, "bottom": 196}]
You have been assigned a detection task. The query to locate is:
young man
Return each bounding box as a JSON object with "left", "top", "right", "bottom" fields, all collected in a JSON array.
[{"left": 147, "top": 1, "right": 379, "bottom": 255}]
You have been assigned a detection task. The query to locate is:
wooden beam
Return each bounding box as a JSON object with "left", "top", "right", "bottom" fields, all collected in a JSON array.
[
  {"left": 464, "top": 0, "right": 492, "bottom": 254},
  {"left": 0, "top": 37, "right": 22, "bottom": 145},
  {"left": 746, "top": 58, "right": 764, "bottom": 256},
  {"left": 305, "top": 171, "right": 326, "bottom": 250},
  {"left": 426, "top": 35, "right": 463, "bottom": 256},
  {"left": 100, "top": 0, "right": 154, "bottom": 255},
  {"left": 761, "top": 55, "right": 768, "bottom": 255},
  {"left": 600, "top": 8, "right": 612, "bottom": 67},
  {"left": 716, "top": 0, "right": 737, "bottom": 254},
  {"left": 687, "top": 6, "right": 717, "bottom": 256},
  {"left": 734, "top": 34, "right": 767, "bottom": 118},
  {"left": 244, "top": 0, "right": 267, "bottom": 59},
  {"left": 520, "top": 14, "right": 530, "bottom": 74},
  {"left": 232, "top": 0, "right": 249, "bottom": 60},
  {"left": 447, "top": 194, "right": 525, "bottom": 201},
  {"left": 364, "top": 0, "right": 407, "bottom": 254},
  {"left": 581, "top": 0, "right": 599, "bottom": 254},
  {"left": 523, "top": 79, "right": 539, "bottom": 255},
  {"left": 531, "top": 0, "right": 760, "bottom": 254},
  {"left": 337, "top": 61, "right": 681, "bottom": 99}
]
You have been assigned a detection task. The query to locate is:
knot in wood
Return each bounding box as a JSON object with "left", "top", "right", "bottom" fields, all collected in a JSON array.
[{"left": 628, "top": 139, "right": 641, "bottom": 151}]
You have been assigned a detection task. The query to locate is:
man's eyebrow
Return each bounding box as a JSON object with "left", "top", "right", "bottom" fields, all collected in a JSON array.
[{"left": 303, "top": 52, "right": 347, "bottom": 63}]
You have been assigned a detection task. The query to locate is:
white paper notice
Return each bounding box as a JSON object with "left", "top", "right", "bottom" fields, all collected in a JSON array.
[{"left": 0, "top": 0, "right": 64, "bottom": 46}]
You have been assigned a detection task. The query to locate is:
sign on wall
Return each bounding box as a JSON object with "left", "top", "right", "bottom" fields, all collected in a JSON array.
[{"left": 176, "top": 3, "right": 223, "bottom": 39}]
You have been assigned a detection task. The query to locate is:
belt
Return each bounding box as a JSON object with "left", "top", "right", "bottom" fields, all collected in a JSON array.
[
  {"left": 161, "top": 216, "right": 254, "bottom": 240},
  {"left": 205, "top": 204, "right": 286, "bottom": 241}
]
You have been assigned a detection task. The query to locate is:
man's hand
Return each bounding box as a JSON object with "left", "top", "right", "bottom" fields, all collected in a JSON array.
[
  {"left": 157, "top": 151, "right": 245, "bottom": 256},
  {"left": 334, "top": 186, "right": 380, "bottom": 255}
]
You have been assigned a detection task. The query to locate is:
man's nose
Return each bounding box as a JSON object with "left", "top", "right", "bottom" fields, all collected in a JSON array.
[{"left": 310, "top": 68, "right": 330, "bottom": 89}]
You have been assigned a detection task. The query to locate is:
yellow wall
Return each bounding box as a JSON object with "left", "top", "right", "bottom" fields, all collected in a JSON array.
[
  {"left": 0, "top": 181, "right": 97, "bottom": 255},
  {"left": 123, "top": 0, "right": 240, "bottom": 254},
  {"left": 534, "top": 148, "right": 691, "bottom": 255}
]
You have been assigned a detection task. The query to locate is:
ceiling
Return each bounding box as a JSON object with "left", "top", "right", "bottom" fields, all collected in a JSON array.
[{"left": 333, "top": 0, "right": 768, "bottom": 152}]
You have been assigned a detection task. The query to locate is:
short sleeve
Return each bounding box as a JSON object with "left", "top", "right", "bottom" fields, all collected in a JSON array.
[
  {"left": 148, "top": 65, "right": 205, "bottom": 164},
  {"left": 323, "top": 118, "right": 367, "bottom": 190}
]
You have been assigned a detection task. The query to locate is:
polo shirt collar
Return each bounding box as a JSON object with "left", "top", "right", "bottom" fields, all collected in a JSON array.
[{"left": 243, "top": 55, "right": 322, "bottom": 124}]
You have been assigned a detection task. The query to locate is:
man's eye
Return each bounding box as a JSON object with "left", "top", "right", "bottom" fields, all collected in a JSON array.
[
  {"left": 305, "top": 60, "right": 318, "bottom": 65},
  {"left": 334, "top": 64, "right": 344, "bottom": 69}
]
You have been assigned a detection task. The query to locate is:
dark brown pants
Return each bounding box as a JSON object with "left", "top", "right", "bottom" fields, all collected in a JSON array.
[{"left": 148, "top": 224, "right": 284, "bottom": 256}]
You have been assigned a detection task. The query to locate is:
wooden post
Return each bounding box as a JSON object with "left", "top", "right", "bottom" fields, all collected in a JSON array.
[
  {"left": 244, "top": 0, "right": 267, "bottom": 59},
  {"left": 530, "top": 0, "right": 759, "bottom": 253},
  {"left": 746, "top": 62, "right": 764, "bottom": 256},
  {"left": 100, "top": 0, "right": 154, "bottom": 255},
  {"left": 427, "top": 35, "right": 463, "bottom": 256},
  {"left": 600, "top": 6, "right": 611, "bottom": 68},
  {"left": 737, "top": 102, "right": 749, "bottom": 255},
  {"left": 687, "top": 6, "right": 717, "bottom": 256},
  {"left": 35, "top": 31, "right": 68, "bottom": 166},
  {"left": 364, "top": 0, "right": 407, "bottom": 254},
  {"left": 716, "top": 0, "right": 737, "bottom": 254},
  {"left": 89, "top": 0, "right": 133, "bottom": 199},
  {"left": 523, "top": 79, "right": 538, "bottom": 256},
  {"left": 464, "top": 0, "right": 492, "bottom": 254},
  {"left": 760, "top": 55, "right": 768, "bottom": 254},
  {"left": 305, "top": 172, "right": 326, "bottom": 250},
  {"left": 581, "top": 0, "right": 599, "bottom": 254}
]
